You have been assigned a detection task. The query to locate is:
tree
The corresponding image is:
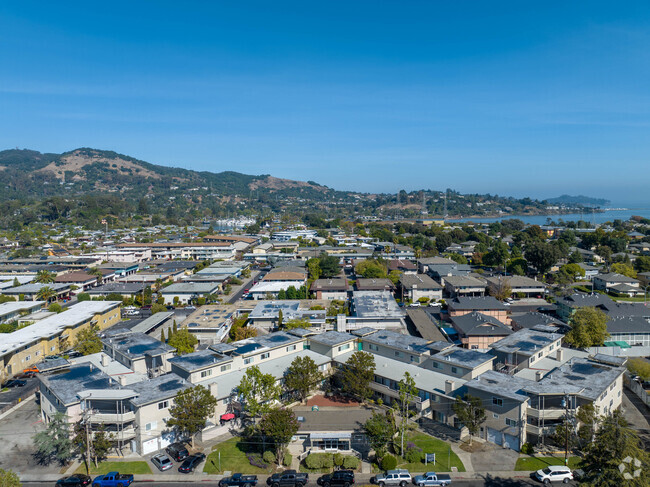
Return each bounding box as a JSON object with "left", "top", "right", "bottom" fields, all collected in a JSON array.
[
  {"left": 151, "top": 303, "right": 167, "bottom": 314},
  {"left": 581, "top": 410, "right": 650, "bottom": 486},
  {"left": 355, "top": 260, "right": 387, "bottom": 279},
  {"left": 489, "top": 279, "right": 512, "bottom": 301},
  {"left": 259, "top": 408, "right": 300, "bottom": 466},
  {"left": 48, "top": 302, "right": 63, "bottom": 313},
  {"left": 568, "top": 250, "right": 584, "bottom": 264},
  {"left": 167, "top": 385, "right": 217, "bottom": 448},
  {"left": 284, "top": 356, "right": 323, "bottom": 403},
  {"left": 435, "top": 233, "right": 452, "bottom": 253},
  {"left": 341, "top": 351, "right": 375, "bottom": 402},
  {"left": 483, "top": 242, "right": 510, "bottom": 268},
  {"left": 525, "top": 240, "right": 560, "bottom": 275},
  {"left": 564, "top": 307, "right": 609, "bottom": 349},
  {"left": 396, "top": 372, "right": 418, "bottom": 456},
  {"left": 32, "top": 412, "right": 73, "bottom": 465},
  {"left": 596, "top": 245, "right": 612, "bottom": 263},
  {"left": 559, "top": 263, "right": 585, "bottom": 281},
  {"left": 0, "top": 469, "right": 20, "bottom": 487},
  {"left": 160, "top": 328, "right": 166, "bottom": 343},
  {"left": 318, "top": 254, "right": 341, "bottom": 278},
  {"left": 237, "top": 366, "right": 281, "bottom": 421},
  {"left": 87, "top": 267, "right": 104, "bottom": 285},
  {"left": 576, "top": 403, "right": 600, "bottom": 447},
  {"left": 167, "top": 327, "right": 198, "bottom": 355},
  {"left": 73, "top": 421, "right": 114, "bottom": 468},
  {"left": 452, "top": 394, "right": 486, "bottom": 445},
  {"left": 611, "top": 263, "right": 637, "bottom": 279},
  {"left": 277, "top": 310, "right": 283, "bottom": 329},
  {"left": 633, "top": 255, "right": 650, "bottom": 273},
  {"left": 74, "top": 325, "right": 103, "bottom": 355},
  {"left": 283, "top": 317, "right": 311, "bottom": 330},
  {"left": 12, "top": 277, "right": 20, "bottom": 287},
  {"left": 307, "top": 258, "right": 321, "bottom": 280},
  {"left": 233, "top": 325, "right": 257, "bottom": 341},
  {"left": 35, "top": 270, "right": 55, "bottom": 284},
  {"left": 388, "top": 270, "right": 402, "bottom": 286},
  {"left": 364, "top": 411, "right": 396, "bottom": 459},
  {"left": 36, "top": 286, "right": 56, "bottom": 302},
  {"left": 627, "top": 358, "right": 650, "bottom": 381}
]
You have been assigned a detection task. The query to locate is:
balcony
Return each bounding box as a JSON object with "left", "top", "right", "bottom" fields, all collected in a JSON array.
[
  {"left": 90, "top": 411, "right": 135, "bottom": 423},
  {"left": 100, "top": 427, "right": 136, "bottom": 441},
  {"left": 526, "top": 424, "right": 557, "bottom": 436},
  {"left": 527, "top": 407, "right": 572, "bottom": 420}
]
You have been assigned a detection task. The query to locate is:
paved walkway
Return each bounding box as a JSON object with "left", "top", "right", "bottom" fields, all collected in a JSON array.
[{"left": 305, "top": 394, "right": 360, "bottom": 407}]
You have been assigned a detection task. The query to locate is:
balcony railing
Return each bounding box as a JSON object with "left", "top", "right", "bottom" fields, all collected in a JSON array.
[{"left": 90, "top": 411, "right": 135, "bottom": 423}]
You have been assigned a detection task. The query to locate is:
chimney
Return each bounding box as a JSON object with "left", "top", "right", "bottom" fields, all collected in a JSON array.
[
  {"left": 556, "top": 348, "right": 564, "bottom": 362},
  {"left": 445, "top": 379, "right": 455, "bottom": 395},
  {"left": 117, "top": 374, "right": 127, "bottom": 386},
  {"left": 100, "top": 354, "right": 109, "bottom": 367},
  {"left": 535, "top": 370, "right": 544, "bottom": 381}
]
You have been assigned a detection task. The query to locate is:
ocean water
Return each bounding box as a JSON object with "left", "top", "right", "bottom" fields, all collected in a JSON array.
[{"left": 451, "top": 207, "right": 650, "bottom": 225}]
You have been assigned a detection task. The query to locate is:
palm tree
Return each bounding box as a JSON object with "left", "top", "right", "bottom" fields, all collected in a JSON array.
[
  {"left": 36, "top": 286, "right": 56, "bottom": 302},
  {"left": 35, "top": 270, "right": 55, "bottom": 284}
]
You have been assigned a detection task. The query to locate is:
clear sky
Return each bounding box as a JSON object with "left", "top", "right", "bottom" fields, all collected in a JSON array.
[{"left": 1, "top": 1, "right": 649, "bottom": 204}]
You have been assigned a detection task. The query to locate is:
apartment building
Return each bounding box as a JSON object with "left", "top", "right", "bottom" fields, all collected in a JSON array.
[{"left": 0, "top": 301, "right": 121, "bottom": 380}]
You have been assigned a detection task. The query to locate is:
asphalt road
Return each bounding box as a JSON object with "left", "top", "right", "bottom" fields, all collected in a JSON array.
[
  {"left": 0, "top": 376, "right": 38, "bottom": 412},
  {"left": 22, "top": 480, "right": 558, "bottom": 487},
  {"left": 228, "top": 271, "right": 265, "bottom": 303}
]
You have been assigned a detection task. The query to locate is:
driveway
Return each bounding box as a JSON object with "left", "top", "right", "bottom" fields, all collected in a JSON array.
[
  {"left": 0, "top": 377, "right": 38, "bottom": 414},
  {"left": 623, "top": 389, "right": 650, "bottom": 449},
  {"left": 0, "top": 397, "right": 63, "bottom": 476}
]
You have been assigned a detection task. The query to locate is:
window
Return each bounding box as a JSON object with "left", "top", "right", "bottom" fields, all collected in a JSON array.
[
  {"left": 158, "top": 401, "right": 169, "bottom": 410},
  {"left": 200, "top": 370, "right": 212, "bottom": 378},
  {"left": 432, "top": 361, "right": 440, "bottom": 369},
  {"left": 338, "top": 343, "right": 350, "bottom": 352},
  {"left": 410, "top": 355, "right": 419, "bottom": 363},
  {"left": 50, "top": 346, "right": 56, "bottom": 351},
  {"left": 286, "top": 345, "right": 297, "bottom": 352},
  {"left": 451, "top": 367, "right": 458, "bottom": 374},
  {"left": 260, "top": 352, "right": 270, "bottom": 360},
  {"left": 492, "top": 397, "right": 503, "bottom": 407},
  {"left": 530, "top": 356, "right": 535, "bottom": 363},
  {"left": 538, "top": 352, "right": 543, "bottom": 358},
  {"left": 145, "top": 421, "right": 157, "bottom": 431},
  {"left": 244, "top": 357, "right": 254, "bottom": 365},
  {"left": 471, "top": 345, "right": 479, "bottom": 350},
  {"left": 25, "top": 355, "right": 31, "bottom": 362},
  {"left": 367, "top": 343, "right": 379, "bottom": 351},
  {"left": 493, "top": 413, "right": 499, "bottom": 419},
  {"left": 610, "top": 384, "right": 614, "bottom": 391},
  {"left": 221, "top": 364, "right": 231, "bottom": 372},
  {"left": 394, "top": 351, "right": 402, "bottom": 357},
  {"left": 35, "top": 351, "right": 40, "bottom": 356},
  {"left": 319, "top": 364, "right": 328, "bottom": 371},
  {"left": 505, "top": 418, "right": 517, "bottom": 427}
]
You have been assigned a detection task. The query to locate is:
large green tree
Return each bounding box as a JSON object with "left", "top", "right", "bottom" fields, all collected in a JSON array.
[
  {"left": 581, "top": 410, "right": 650, "bottom": 486},
  {"left": 167, "top": 327, "right": 198, "bottom": 355},
  {"left": 167, "top": 385, "right": 217, "bottom": 448},
  {"left": 564, "top": 307, "right": 610, "bottom": 349},
  {"left": 525, "top": 240, "right": 560, "bottom": 275},
  {"left": 35, "top": 270, "right": 55, "bottom": 284},
  {"left": 341, "top": 351, "right": 375, "bottom": 402},
  {"left": 284, "top": 355, "right": 323, "bottom": 403},
  {"left": 32, "top": 412, "right": 74, "bottom": 465},
  {"left": 74, "top": 325, "right": 103, "bottom": 355},
  {"left": 452, "top": 394, "right": 486, "bottom": 445},
  {"left": 364, "top": 411, "right": 396, "bottom": 459},
  {"left": 36, "top": 286, "right": 56, "bottom": 302},
  {"left": 73, "top": 421, "right": 114, "bottom": 469},
  {"left": 259, "top": 407, "right": 300, "bottom": 466},
  {"left": 0, "top": 468, "right": 21, "bottom": 487},
  {"left": 318, "top": 255, "right": 340, "bottom": 279},
  {"left": 237, "top": 365, "right": 281, "bottom": 421}
]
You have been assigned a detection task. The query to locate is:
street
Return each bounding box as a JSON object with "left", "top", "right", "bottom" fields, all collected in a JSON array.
[{"left": 228, "top": 270, "right": 265, "bottom": 304}]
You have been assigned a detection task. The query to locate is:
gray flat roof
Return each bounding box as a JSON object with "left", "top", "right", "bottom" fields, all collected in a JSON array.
[
  {"left": 362, "top": 329, "right": 431, "bottom": 354},
  {"left": 352, "top": 291, "right": 404, "bottom": 318},
  {"left": 431, "top": 347, "right": 495, "bottom": 369},
  {"left": 400, "top": 274, "right": 442, "bottom": 289},
  {"left": 466, "top": 370, "right": 532, "bottom": 403},
  {"left": 490, "top": 329, "right": 563, "bottom": 356},
  {"left": 87, "top": 282, "right": 147, "bottom": 294},
  {"left": 309, "top": 331, "right": 356, "bottom": 347},
  {"left": 3, "top": 283, "right": 70, "bottom": 294},
  {"left": 103, "top": 332, "right": 174, "bottom": 359},
  {"left": 131, "top": 312, "right": 174, "bottom": 334},
  {"left": 448, "top": 296, "right": 508, "bottom": 311},
  {"left": 161, "top": 282, "right": 221, "bottom": 294},
  {"left": 169, "top": 349, "right": 231, "bottom": 372},
  {"left": 406, "top": 309, "right": 447, "bottom": 342},
  {"left": 129, "top": 373, "right": 192, "bottom": 406},
  {"left": 40, "top": 363, "right": 114, "bottom": 406}
]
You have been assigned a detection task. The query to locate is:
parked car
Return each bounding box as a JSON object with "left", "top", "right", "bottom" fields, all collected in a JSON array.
[
  {"left": 165, "top": 442, "right": 189, "bottom": 461},
  {"left": 219, "top": 473, "right": 259, "bottom": 487},
  {"left": 317, "top": 470, "right": 355, "bottom": 487},
  {"left": 372, "top": 469, "right": 412, "bottom": 487},
  {"left": 23, "top": 366, "right": 39, "bottom": 374},
  {"left": 56, "top": 475, "right": 92, "bottom": 487},
  {"left": 178, "top": 453, "right": 206, "bottom": 473},
  {"left": 151, "top": 453, "right": 173, "bottom": 471},
  {"left": 266, "top": 470, "right": 309, "bottom": 487},
  {"left": 535, "top": 466, "right": 574, "bottom": 484},
  {"left": 91, "top": 472, "right": 134, "bottom": 487},
  {"left": 412, "top": 472, "right": 452, "bottom": 487},
  {"left": 2, "top": 379, "right": 26, "bottom": 388},
  {"left": 18, "top": 372, "right": 36, "bottom": 379}
]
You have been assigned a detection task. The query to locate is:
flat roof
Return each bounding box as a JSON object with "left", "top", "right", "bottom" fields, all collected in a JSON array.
[
  {"left": 3, "top": 283, "right": 70, "bottom": 294},
  {"left": 406, "top": 309, "right": 447, "bottom": 342},
  {"left": 131, "top": 312, "right": 174, "bottom": 334},
  {"left": 161, "top": 282, "right": 221, "bottom": 294},
  {"left": 40, "top": 363, "right": 114, "bottom": 406},
  {"left": 362, "top": 329, "right": 431, "bottom": 354},
  {"left": 309, "top": 331, "right": 356, "bottom": 347},
  {"left": 87, "top": 282, "right": 147, "bottom": 294},
  {"left": 448, "top": 296, "right": 508, "bottom": 311},
  {"left": 490, "top": 328, "right": 563, "bottom": 356},
  {"left": 129, "top": 373, "right": 192, "bottom": 406},
  {"left": 352, "top": 291, "right": 404, "bottom": 318},
  {"left": 169, "top": 349, "right": 231, "bottom": 372},
  {"left": 430, "top": 347, "right": 495, "bottom": 369},
  {"left": 0, "top": 301, "right": 45, "bottom": 317},
  {"left": 466, "top": 370, "right": 532, "bottom": 403},
  {"left": 0, "top": 301, "right": 121, "bottom": 357},
  {"left": 102, "top": 332, "right": 174, "bottom": 359}
]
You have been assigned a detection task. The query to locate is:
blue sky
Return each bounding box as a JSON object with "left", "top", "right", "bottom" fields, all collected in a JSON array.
[{"left": 1, "top": 1, "right": 649, "bottom": 204}]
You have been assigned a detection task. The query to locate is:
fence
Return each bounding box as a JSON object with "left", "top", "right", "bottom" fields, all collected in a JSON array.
[{"left": 626, "top": 376, "right": 650, "bottom": 408}]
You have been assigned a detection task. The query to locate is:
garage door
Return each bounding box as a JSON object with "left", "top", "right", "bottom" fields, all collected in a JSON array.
[
  {"left": 159, "top": 431, "right": 176, "bottom": 450},
  {"left": 487, "top": 428, "right": 502, "bottom": 446},
  {"left": 142, "top": 438, "right": 158, "bottom": 455},
  {"left": 503, "top": 433, "right": 520, "bottom": 451}
]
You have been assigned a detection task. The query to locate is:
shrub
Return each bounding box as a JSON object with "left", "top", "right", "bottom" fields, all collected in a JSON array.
[
  {"left": 521, "top": 443, "right": 534, "bottom": 455},
  {"left": 405, "top": 441, "right": 423, "bottom": 463},
  {"left": 343, "top": 456, "right": 359, "bottom": 470},
  {"left": 246, "top": 453, "right": 268, "bottom": 469},
  {"left": 76, "top": 293, "right": 90, "bottom": 302},
  {"left": 381, "top": 454, "right": 397, "bottom": 471},
  {"left": 334, "top": 453, "right": 344, "bottom": 467},
  {"left": 263, "top": 450, "right": 276, "bottom": 464},
  {"left": 283, "top": 452, "right": 292, "bottom": 467},
  {"left": 305, "top": 452, "right": 334, "bottom": 469}
]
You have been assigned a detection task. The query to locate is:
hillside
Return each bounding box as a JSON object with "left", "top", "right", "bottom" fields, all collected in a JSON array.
[{"left": 547, "top": 194, "right": 610, "bottom": 207}]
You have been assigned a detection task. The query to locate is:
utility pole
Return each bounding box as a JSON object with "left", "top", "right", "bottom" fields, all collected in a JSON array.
[
  {"left": 83, "top": 406, "right": 93, "bottom": 473},
  {"left": 561, "top": 394, "right": 571, "bottom": 466}
]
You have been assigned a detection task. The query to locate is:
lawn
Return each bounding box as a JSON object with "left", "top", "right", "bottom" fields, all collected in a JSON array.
[
  {"left": 515, "top": 455, "right": 582, "bottom": 471},
  {"left": 394, "top": 432, "right": 465, "bottom": 473},
  {"left": 75, "top": 461, "right": 152, "bottom": 475},
  {"left": 204, "top": 437, "right": 274, "bottom": 474}
]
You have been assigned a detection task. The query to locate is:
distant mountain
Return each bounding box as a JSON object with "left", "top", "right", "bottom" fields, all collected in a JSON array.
[{"left": 546, "top": 194, "right": 610, "bottom": 207}]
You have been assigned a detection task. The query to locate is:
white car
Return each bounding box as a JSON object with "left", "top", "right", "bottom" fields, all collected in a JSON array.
[{"left": 535, "top": 466, "right": 573, "bottom": 484}]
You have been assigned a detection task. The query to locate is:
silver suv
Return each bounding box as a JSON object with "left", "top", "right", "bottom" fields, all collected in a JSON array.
[{"left": 373, "top": 470, "right": 412, "bottom": 487}]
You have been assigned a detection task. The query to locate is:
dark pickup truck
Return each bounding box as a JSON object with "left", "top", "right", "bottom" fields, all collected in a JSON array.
[
  {"left": 266, "top": 470, "right": 309, "bottom": 487},
  {"left": 317, "top": 470, "right": 355, "bottom": 487},
  {"left": 91, "top": 472, "right": 134, "bottom": 487},
  {"left": 219, "top": 473, "right": 259, "bottom": 487}
]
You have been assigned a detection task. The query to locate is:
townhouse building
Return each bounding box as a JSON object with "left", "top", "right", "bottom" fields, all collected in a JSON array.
[{"left": 399, "top": 274, "right": 443, "bottom": 302}]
